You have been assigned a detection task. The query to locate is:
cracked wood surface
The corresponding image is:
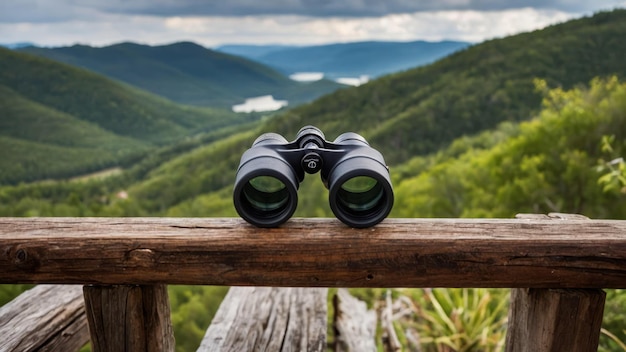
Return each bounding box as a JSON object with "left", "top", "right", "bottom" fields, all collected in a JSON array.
[
  {"left": 1, "top": 217, "right": 626, "bottom": 287},
  {"left": 0, "top": 285, "right": 89, "bottom": 351},
  {"left": 198, "top": 287, "right": 327, "bottom": 352}
]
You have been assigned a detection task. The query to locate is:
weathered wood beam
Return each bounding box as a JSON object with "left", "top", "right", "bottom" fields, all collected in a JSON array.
[
  {"left": 1, "top": 217, "right": 626, "bottom": 288},
  {"left": 198, "top": 287, "right": 327, "bottom": 352},
  {"left": 83, "top": 284, "right": 174, "bottom": 352},
  {"left": 505, "top": 288, "right": 605, "bottom": 351},
  {"left": 0, "top": 285, "right": 89, "bottom": 351}
]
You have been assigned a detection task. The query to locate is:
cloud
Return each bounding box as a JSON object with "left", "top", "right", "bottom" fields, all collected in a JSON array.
[
  {"left": 164, "top": 8, "right": 578, "bottom": 44},
  {"left": 82, "top": 0, "right": 626, "bottom": 17},
  {"left": 0, "top": 0, "right": 622, "bottom": 47},
  {"left": 0, "top": 0, "right": 623, "bottom": 23},
  {"left": 0, "top": 7, "right": 580, "bottom": 47}
]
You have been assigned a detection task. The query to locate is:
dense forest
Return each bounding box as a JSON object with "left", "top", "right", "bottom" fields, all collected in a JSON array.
[{"left": 2, "top": 9, "right": 626, "bottom": 352}]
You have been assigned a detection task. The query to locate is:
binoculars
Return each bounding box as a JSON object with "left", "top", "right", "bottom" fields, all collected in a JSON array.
[{"left": 233, "top": 126, "right": 394, "bottom": 228}]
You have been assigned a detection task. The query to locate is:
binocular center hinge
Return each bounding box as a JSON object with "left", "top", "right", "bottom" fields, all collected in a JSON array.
[{"left": 302, "top": 152, "right": 323, "bottom": 174}]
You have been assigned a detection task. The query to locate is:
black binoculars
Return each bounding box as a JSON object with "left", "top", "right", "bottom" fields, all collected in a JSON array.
[{"left": 233, "top": 126, "right": 393, "bottom": 228}]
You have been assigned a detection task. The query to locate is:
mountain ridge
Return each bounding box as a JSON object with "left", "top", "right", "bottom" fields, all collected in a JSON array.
[
  {"left": 19, "top": 41, "right": 346, "bottom": 108},
  {"left": 217, "top": 40, "right": 470, "bottom": 78}
]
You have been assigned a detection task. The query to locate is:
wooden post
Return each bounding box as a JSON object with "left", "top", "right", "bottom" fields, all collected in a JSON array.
[
  {"left": 505, "top": 288, "right": 605, "bottom": 352},
  {"left": 83, "top": 284, "right": 174, "bottom": 352},
  {"left": 506, "top": 213, "right": 606, "bottom": 352}
]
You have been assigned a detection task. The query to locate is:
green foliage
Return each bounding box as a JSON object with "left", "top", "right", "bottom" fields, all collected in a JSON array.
[
  {"left": 597, "top": 135, "right": 626, "bottom": 194},
  {"left": 0, "top": 284, "right": 33, "bottom": 306},
  {"left": 403, "top": 288, "right": 509, "bottom": 352},
  {"left": 601, "top": 290, "right": 626, "bottom": 351},
  {"left": 169, "top": 285, "right": 229, "bottom": 352},
  {"left": 340, "top": 288, "right": 509, "bottom": 351},
  {"left": 393, "top": 77, "right": 626, "bottom": 219}
]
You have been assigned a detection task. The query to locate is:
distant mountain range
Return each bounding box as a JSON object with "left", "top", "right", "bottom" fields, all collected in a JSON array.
[
  {"left": 216, "top": 40, "right": 470, "bottom": 79},
  {"left": 19, "top": 42, "right": 346, "bottom": 108},
  {"left": 0, "top": 42, "right": 35, "bottom": 49},
  {"left": 16, "top": 40, "right": 470, "bottom": 109}
]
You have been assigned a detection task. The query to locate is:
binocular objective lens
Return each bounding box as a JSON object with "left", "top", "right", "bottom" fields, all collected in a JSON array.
[
  {"left": 243, "top": 176, "right": 289, "bottom": 212},
  {"left": 337, "top": 176, "right": 384, "bottom": 213}
]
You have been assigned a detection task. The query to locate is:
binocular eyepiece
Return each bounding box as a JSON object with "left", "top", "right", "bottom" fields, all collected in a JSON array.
[{"left": 233, "top": 126, "right": 393, "bottom": 228}]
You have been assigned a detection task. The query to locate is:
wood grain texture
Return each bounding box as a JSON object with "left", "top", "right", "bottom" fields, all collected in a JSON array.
[
  {"left": 1, "top": 217, "right": 626, "bottom": 287},
  {"left": 0, "top": 284, "right": 89, "bottom": 351},
  {"left": 333, "top": 288, "right": 377, "bottom": 352},
  {"left": 83, "top": 284, "right": 174, "bottom": 352},
  {"left": 198, "top": 287, "right": 327, "bottom": 352},
  {"left": 505, "top": 288, "right": 605, "bottom": 352}
]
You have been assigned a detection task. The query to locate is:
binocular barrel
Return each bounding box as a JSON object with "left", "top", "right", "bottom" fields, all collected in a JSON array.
[{"left": 233, "top": 126, "right": 393, "bottom": 228}]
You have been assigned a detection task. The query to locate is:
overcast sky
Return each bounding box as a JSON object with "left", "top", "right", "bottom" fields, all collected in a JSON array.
[{"left": 1, "top": 0, "right": 624, "bottom": 48}]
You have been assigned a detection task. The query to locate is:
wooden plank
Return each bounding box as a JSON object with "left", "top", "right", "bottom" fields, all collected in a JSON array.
[
  {"left": 1, "top": 217, "right": 626, "bottom": 288},
  {"left": 0, "top": 284, "right": 89, "bottom": 351},
  {"left": 505, "top": 288, "right": 605, "bottom": 351},
  {"left": 198, "top": 287, "right": 327, "bottom": 352},
  {"left": 333, "top": 288, "right": 377, "bottom": 352},
  {"left": 83, "top": 284, "right": 174, "bottom": 352}
]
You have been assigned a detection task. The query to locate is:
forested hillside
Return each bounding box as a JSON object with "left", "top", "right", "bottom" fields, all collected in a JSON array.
[
  {"left": 0, "top": 48, "right": 252, "bottom": 184},
  {"left": 263, "top": 9, "right": 626, "bottom": 164},
  {"left": 2, "top": 10, "right": 626, "bottom": 215},
  {"left": 392, "top": 77, "right": 626, "bottom": 219},
  {"left": 20, "top": 42, "right": 345, "bottom": 107}
]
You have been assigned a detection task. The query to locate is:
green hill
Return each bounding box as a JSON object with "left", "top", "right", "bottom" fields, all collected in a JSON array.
[
  {"left": 19, "top": 42, "right": 346, "bottom": 107},
  {"left": 0, "top": 48, "right": 250, "bottom": 184},
  {"left": 262, "top": 9, "right": 626, "bottom": 164}
]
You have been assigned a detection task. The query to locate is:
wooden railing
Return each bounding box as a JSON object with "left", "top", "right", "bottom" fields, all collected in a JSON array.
[{"left": 1, "top": 214, "right": 625, "bottom": 351}]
